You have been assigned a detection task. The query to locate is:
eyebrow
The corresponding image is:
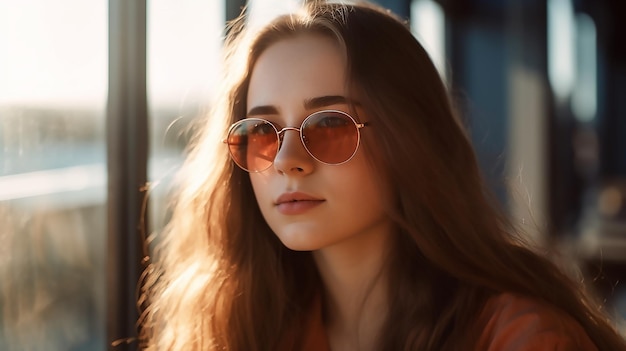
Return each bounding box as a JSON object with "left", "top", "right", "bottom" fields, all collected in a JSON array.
[
  {"left": 246, "top": 95, "right": 358, "bottom": 117},
  {"left": 304, "top": 95, "right": 353, "bottom": 110},
  {"left": 246, "top": 105, "right": 278, "bottom": 117}
]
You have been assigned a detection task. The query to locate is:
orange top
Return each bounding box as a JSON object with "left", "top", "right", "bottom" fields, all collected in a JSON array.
[
  {"left": 283, "top": 293, "right": 599, "bottom": 351},
  {"left": 473, "top": 293, "right": 598, "bottom": 351}
]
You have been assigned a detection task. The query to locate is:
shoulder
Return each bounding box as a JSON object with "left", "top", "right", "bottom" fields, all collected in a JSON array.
[{"left": 472, "top": 293, "right": 598, "bottom": 351}]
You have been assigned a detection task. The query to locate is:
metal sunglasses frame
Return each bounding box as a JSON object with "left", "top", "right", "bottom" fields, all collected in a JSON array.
[{"left": 224, "top": 109, "right": 368, "bottom": 172}]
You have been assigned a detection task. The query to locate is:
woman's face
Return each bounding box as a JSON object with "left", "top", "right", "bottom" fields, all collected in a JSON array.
[{"left": 247, "top": 34, "right": 392, "bottom": 252}]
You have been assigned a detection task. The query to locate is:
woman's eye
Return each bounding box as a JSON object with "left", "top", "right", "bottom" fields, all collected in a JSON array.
[
  {"left": 318, "top": 116, "right": 348, "bottom": 128},
  {"left": 250, "top": 122, "right": 274, "bottom": 135}
]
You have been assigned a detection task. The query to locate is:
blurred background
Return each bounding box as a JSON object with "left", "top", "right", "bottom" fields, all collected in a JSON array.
[{"left": 0, "top": 0, "right": 624, "bottom": 349}]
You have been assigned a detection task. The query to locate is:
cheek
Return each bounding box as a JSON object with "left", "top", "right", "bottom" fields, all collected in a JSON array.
[
  {"left": 332, "top": 157, "right": 390, "bottom": 209},
  {"left": 352, "top": 143, "right": 392, "bottom": 205},
  {"left": 249, "top": 173, "right": 271, "bottom": 206},
  {"left": 345, "top": 176, "right": 387, "bottom": 211}
]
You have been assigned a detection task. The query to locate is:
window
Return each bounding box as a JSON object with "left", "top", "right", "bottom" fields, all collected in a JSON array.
[{"left": 0, "top": 1, "right": 108, "bottom": 350}]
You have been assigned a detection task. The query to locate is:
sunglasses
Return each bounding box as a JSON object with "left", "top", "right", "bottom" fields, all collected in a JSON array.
[{"left": 225, "top": 110, "right": 368, "bottom": 172}]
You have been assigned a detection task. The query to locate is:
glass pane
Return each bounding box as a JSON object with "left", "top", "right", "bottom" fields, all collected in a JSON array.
[
  {"left": 411, "top": 0, "right": 446, "bottom": 80},
  {"left": 0, "top": 1, "right": 107, "bottom": 350},
  {"left": 247, "top": 0, "right": 301, "bottom": 28},
  {"left": 147, "top": 0, "right": 224, "bottom": 232}
]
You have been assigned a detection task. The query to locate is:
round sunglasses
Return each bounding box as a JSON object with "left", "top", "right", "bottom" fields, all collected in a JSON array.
[{"left": 225, "top": 110, "right": 368, "bottom": 172}]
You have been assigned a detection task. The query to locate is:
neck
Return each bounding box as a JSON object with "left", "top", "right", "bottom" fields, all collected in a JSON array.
[{"left": 313, "top": 221, "right": 394, "bottom": 350}]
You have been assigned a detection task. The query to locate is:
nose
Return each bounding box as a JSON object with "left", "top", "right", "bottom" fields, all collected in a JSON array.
[{"left": 272, "top": 127, "right": 315, "bottom": 175}]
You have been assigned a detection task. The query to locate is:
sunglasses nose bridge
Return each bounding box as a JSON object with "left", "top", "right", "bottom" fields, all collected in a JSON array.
[
  {"left": 276, "top": 126, "right": 303, "bottom": 145},
  {"left": 275, "top": 125, "right": 310, "bottom": 158},
  {"left": 277, "top": 126, "right": 301, "bottom": 135}
]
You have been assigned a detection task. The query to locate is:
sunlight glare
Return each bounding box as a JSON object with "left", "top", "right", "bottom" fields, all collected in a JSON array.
[
  {"left": 0, "top": 0, "right": 107, "bottom": 108},
  {"left": 411, "top": 0, "right": 446, "bottom": 81}
]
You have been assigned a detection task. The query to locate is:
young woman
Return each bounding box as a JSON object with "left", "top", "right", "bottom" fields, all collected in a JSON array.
[{"left": 139, "top": 1, "right": 626, "bottom": 350}]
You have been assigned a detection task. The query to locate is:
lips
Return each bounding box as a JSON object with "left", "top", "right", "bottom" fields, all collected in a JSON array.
[
  {"left": 275, "top": 192, "right": 324, "bottom": 205},
  {"left": 274, "top": 192, "right": 325, "bottom": 215}
]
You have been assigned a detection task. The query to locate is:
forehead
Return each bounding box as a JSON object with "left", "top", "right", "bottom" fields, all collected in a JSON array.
[{"left": 246, "top": 34, "right": 347, "bottom": 111}]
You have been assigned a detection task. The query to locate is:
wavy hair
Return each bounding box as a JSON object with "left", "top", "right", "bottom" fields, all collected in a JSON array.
[{"left": 139, "top": 2, "right": 625, "bottom": 350}]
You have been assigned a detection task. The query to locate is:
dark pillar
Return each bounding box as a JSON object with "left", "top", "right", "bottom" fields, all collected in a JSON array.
[
  {"left": 446, "top": 2, "right": 511, "bottom": 203},
  {"left": 106, "top": 0, "right": 148, "bottom": 349},
  {"left": 226, "top": 0, "right": 248, "bottom": 22}
]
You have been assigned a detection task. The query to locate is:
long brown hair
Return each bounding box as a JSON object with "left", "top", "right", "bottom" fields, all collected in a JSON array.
[{"left": 139, "top": 2, "right": 625, "bottom": 350}]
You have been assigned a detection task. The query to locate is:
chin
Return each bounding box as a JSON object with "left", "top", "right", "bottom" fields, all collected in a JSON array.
[
  {"left": 279, "top": 239, "right": 322, "bottom": 252},
  {"left": 276, "top": 232, "right": 327, "bottom": 252}
]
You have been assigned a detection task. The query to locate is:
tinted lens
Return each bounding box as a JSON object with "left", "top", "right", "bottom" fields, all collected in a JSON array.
[
  {"left": 302, "top": 111, "right": 359, "bottom": 164},
  {"left": 227, "top": 119, "right": 278, "bottom": 172}
]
